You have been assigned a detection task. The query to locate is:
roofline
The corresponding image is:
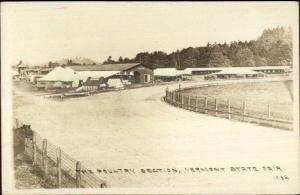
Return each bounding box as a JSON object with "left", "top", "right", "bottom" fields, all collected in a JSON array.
[{"left": 125, "top": 63, "right": 154, "bottom": 71}]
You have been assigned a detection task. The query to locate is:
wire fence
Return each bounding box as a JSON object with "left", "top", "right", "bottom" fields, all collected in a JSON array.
[
  {"left": 164, "top": 85, "right": 293, "bottom": 130},
  {"left": 13, "top": 118, "right": 107, "bottom": 188}
]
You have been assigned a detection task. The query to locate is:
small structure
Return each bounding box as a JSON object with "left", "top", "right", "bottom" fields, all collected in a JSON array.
[
  {"left": 82, "top": 77, "right": 106, "bottom": 91},
  {"left": 107, "top": 78, "right": 124, "bottom": 89}
]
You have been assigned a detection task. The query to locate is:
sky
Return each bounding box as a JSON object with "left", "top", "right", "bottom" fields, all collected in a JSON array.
[{"left": 1, "top": 2, "right": 299, "bottom": 66}]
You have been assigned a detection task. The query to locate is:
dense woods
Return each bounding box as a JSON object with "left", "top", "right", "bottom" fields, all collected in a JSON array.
[{"left": 103, "top": 27, "right": 293, "bottom": 69}]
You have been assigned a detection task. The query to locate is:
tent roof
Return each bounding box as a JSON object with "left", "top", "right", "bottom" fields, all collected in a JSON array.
[{"left": 39, "top": 67, "right": 76, "bottom": 82}]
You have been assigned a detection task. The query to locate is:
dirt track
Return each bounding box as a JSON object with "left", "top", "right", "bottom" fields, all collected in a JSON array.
[{"left": 13, "top": 79, "right": 299, "bottom": 192}]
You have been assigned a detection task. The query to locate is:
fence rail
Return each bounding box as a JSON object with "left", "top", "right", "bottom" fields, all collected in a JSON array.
[
  {"left": 13, "top": 118, "right": 107, "bottom": 188},
  {"left": 164, "top": 85, "right": 293, "bottom": 130}
]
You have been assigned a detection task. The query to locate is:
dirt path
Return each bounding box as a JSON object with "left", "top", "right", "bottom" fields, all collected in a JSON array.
[{"left": 13, "top": 79, "right": 299, "bottom": 192}]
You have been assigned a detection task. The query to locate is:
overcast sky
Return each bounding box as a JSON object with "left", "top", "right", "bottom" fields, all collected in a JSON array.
[{"left": 1, "top": 2, "right": 299, "bottom": 65}]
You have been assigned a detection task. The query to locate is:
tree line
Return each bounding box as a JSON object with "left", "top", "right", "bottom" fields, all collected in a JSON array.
[{"left": 103, "top": 26, "right": 293, "bottom": 69}]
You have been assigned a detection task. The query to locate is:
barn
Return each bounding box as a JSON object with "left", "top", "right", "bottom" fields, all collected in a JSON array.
[{"left": 70, "top": 63, "right": 154, "bottom": 84}]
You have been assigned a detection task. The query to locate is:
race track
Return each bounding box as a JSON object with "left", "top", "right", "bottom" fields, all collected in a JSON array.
[{"left": 14, "top": 79, "right": 299, "bottom": 192}]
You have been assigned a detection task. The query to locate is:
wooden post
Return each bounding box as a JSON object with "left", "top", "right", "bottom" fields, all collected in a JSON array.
[
  {"left": 15, "top": 118, "right": 19, "bottom": 128},
  {"left": 32, "top": 134, "right": 37, "bottom": 166},
  {"left": 215, "top": 98, "right": 218, "bottom": 116},
  {"left": 228, "top": 99, "right": 231, "bottom": 120},
  {"left": 57, "top": 148, "right": 62, "bottom": 188},
  {"left": 188, "top": 96, "right": 191, "bottom": 110},
  {"left": 243, "top": 101, "right": 246, "bottom": 121},
  {"left": 42, "top": 139, "right": 48, "bottom": 177},
  {"left": 181, "top": 95, "right": 184, "bottom": 108},
  {"left": 267, "top": 104, "right": 271, "bottom": 119},
  {"left": 195, "top": 96, "right": 199, "bottom": 112},
  {"left": 172, "top": 91, "right": 175, "bottom": 105},
  {"left": 178, "top": 84, "right": 181, "bottom": 106},
  {"left": 165, "top": 87, "right": 169, "bottom": 100},
  {"left": 204, "top": 97, "right": 208, "bottom": 114},
  {"left": 177, "top": 91, "right": 180, "bottom": 106},
  {"left": 76, "top": 161, "right": 82, "bottom": 188}
]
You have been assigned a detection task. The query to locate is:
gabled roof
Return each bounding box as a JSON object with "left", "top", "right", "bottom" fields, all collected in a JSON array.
[{"left": 70, "top": 63, "right": 142, "bottom": 71}]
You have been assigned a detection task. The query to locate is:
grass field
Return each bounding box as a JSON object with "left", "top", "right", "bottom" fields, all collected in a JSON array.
[
  {"left": 180, "top": 81, "right": 293, "bottom": 121},
  {"left": 13, "top": 79, "right": 299, "bottom": 191}
]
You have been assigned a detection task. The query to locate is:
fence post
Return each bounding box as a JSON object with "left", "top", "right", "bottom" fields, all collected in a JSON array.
[
  {"left": 15, "top": 118, "right": 19, "bottom": 128},
  {"left": 42, "top": 139, "right": 48, "bottom": 177},
  {"left": 228, "top": 99, "right": 231, "bottom": 120},
  {"left": 32, "top": 134, "right": 37, "bottom": 166},
  {"left": 243, "top": 101, "right": 246, "bottom": 121},
  {"left": 56, "top": 147, "right": 62, "bottom": 188},
  {"left": 172, "top": 91, "right": 175, "bottom": 105},
  {"left": 181, "top": 95, "right": 184, "bottom": 108},
  {"left": 165, "top": 87, "right": 169, "bottom": 101},
  {"left": 204, "top": 97, "right": 208, "bottom": 114},
  {"left": 76, "top": 161, "right": 82, "bottom": 188},
  {"left": 195, "top": 96, "right": 199, "bottom": 112},
  {"left": 267, "top": 104, "right": 271, "bottom": 119},
  {"left": 215, "top": 98, "right": 218, "bottom": 116},
  {"left": 178, "top": 84, "right": 181, "bottom": 106},
  {"left": 188, "top": 96, "right": 191, "bottom": 110}
]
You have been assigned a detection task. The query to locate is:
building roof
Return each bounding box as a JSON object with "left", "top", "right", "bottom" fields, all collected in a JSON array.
[
  {"left": 154, "top": 66, "right": 291, "bottom": 76},
  {"left": 70, "top": 63, "right": 142, "bottom": 71},
  {"left": 74, "top": 71, "right": 120, "bottom": 81},
  {"left": 212, "top": 68, "right": 264, "bottom": 75},
  {"left": 84, "top": 77, "right": 104, "bottom": 86},
  {"left": 154, "top": 68, "right": 191, "bottom": 76}
]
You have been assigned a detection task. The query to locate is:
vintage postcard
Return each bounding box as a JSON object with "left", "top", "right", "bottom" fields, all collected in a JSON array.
[{"left": 1, "top": 1, "right": 299, "bottom": 194}]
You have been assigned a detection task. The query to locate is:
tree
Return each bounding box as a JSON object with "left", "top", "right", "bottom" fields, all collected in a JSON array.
[
  {"left": 118, "top": 56, "right": 123, "bottom": 63},
  {"left": 234, "top": 48, "right": 255, "bottom": 66},
  {"left": 208, "top": 51, "right": 231, "bottom": 67}
]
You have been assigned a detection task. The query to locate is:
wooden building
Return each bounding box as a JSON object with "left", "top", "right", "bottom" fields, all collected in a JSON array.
[{"left": 71, "top": 63, "right": 154, "bottom": 84}]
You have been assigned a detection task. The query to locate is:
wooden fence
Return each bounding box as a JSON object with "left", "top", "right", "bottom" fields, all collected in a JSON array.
[
  {"left": 14, "top": 118, "right": 107, "bottom": 188},
  {"left": 164, "top": 85, "right": 293, "bottom": 130}
]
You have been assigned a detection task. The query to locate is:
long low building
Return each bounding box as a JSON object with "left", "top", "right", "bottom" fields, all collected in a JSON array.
[{"left": 154, "top": 66, "right": 292, "bottom": 81}]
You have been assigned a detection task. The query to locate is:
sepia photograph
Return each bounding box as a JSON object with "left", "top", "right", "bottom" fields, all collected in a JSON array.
[{"left": 1, "top": 1, "right": 299, "bottom": 194}]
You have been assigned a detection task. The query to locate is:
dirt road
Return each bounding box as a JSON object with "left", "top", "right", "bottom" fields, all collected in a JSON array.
[{"left": 14, "top": 79, "right": 299, "bottom": 192}]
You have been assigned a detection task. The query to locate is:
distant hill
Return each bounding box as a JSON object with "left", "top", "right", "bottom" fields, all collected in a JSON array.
[{"left": 56, "top": 57, "right": 98, "bottom": 65}]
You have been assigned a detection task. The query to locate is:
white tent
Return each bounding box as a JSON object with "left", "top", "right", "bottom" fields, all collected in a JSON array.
[{"left": 39, "top": 67, "right": 76, "bottom": 82}]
